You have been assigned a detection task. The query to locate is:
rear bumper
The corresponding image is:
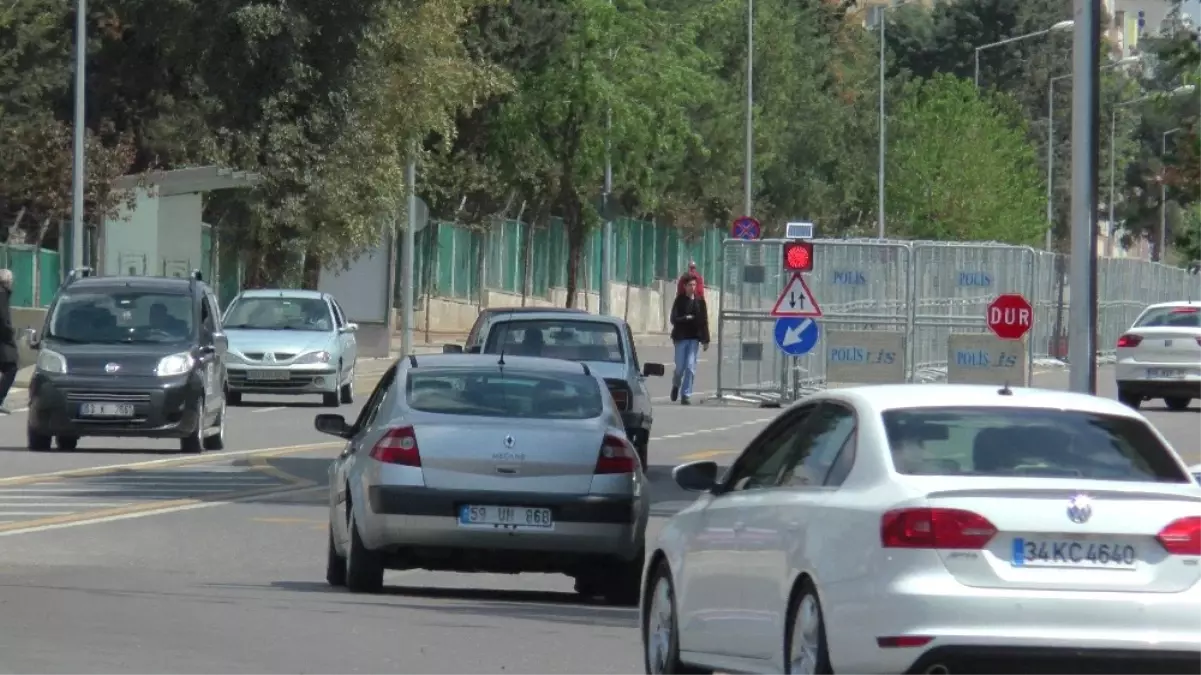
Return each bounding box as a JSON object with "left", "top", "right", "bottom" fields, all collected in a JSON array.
[
  {"left": 1116, "top": 379, "right": 1201, "bottom": 399},
  {"left": 359, "top": 486, "right": 645, "bottom": 567},
  {"left": 904, "top": 646, "right": 1201, "bottom": 674}
]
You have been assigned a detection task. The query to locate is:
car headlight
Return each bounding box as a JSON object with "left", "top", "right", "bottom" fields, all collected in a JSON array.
[
  {"left": 295, "top": 350, "right": 332, "bottom": 365},
  {"left": 35, "top": 349, "right": 67, "bottom": 374},
  {"left": 155, "top": 352, "right": 195, "bottom": 376}
]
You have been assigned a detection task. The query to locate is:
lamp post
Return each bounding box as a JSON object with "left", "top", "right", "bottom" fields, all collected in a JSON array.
[
  {"left": 70, "top": 0, "right": 87, "bottom": 271},
  {"left": 875, "top": 0, "right": 916, "bottom": 239},
  {"left": 1160, "top": 126, "right": 1183, "bottom": 262},
  {"left": 1046, "top": 56, "right": 1141, "bottom": 252},
  {"left": 974, "top": 20, "right": 1075, "bottom": 89},
  {"left": 744, "top": 0, "right": 753, "bottom": 218},
  {"left": 1106, "top": 85, "right": 1196, "bottom": 259}
]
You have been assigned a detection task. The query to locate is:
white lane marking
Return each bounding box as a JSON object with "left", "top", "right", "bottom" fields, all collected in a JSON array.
[
  {"left": 252, "top": 407, "right": 286, "bottom": 413},
  {"left": 652, "top": 417, "right": 772, "bottom": 442},
  {"left": 0, "top": 485, "right": 327, "bottom": 537}
]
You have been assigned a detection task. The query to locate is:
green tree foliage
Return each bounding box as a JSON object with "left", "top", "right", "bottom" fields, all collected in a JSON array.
[{"left": 886, "top": 74, "right": 1044, "bottom": 243}]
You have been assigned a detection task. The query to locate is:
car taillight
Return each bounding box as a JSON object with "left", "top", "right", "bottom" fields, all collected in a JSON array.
[
  {"left": 1156, "top": 517, "right": 1201, "bottom": 556},
  {"left": 369, "top": 426, "right": 421, "bottom": 467},
  {"left": 881, "top": 508, "right": 997, "bottom": 549},
  {"left": 595, "top": 434, "right": 638, "bottom": 474},
  {"left": 1170, "top": 307, "right": 1199, "bottom": 313},
  {"left": 1116, "top": 334, "right": 1143, "bottom": 348}
]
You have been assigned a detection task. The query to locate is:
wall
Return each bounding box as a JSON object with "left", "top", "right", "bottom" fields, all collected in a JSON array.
[
  {"left": 102, "top": 189, "right": 160, "bottom": 276},
  {"left": 157, "top": 193, "right": 204, "bottom": 276}
]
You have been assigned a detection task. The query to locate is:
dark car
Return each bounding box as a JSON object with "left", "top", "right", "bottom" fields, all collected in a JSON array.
[
  {"left": 443, "top": 306, "right": 589, "bottom": 354},
  {"left": 474, "top": 311, "right": 664, "bottom": 469},
  {"left": 24, "top": 268, "right": 229, "bottom": 453}
]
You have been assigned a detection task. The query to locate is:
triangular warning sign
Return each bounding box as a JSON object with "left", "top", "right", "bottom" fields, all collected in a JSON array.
[{"left": 770, "top": 273, "right": 823, "bottom": 318}]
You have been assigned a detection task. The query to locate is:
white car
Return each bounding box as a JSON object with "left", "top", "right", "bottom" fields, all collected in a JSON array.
[
  {"left": 640, "top": 384, "right": 1201, "bottom": 675},
  {"left": 1115, "top": 301, "right": 1201, "bottom": 411}
]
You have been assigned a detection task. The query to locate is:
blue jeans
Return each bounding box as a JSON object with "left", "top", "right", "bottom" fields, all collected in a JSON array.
[{"left": 673, "top": 339, "right": 700, "bottom": 398}]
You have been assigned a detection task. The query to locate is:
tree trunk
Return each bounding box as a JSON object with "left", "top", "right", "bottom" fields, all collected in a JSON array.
[
  {"left": 561, "top": 190, "right": 584, "bottom": 309},
  {"left": 302, "top": 251, "right": 321, "bottom": 289}
]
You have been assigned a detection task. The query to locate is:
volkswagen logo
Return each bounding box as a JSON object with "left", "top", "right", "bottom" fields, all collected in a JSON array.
[
  {"left": 104, "top": 363, "right": 121, "bottom": 374},
  {"left": 503, "top": 435, "right": 515, "bottom": 449},
  {"left": 1067, "top": 494, "right": 1093, "bottom": 524}
]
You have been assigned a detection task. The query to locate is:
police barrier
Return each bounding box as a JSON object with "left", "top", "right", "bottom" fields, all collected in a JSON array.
[{"left": 714, "top": 237, "right": 1198, "bottom": 403}]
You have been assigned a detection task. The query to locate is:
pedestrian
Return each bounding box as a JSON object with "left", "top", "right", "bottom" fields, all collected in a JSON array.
[
  {"left": 675, "top": 260, "right": 705, "bottom": 298},
  {"left": 0, "top": 269, "right": 18, "bottom": 415},
  {"left": 669, "top": 274, "right": 710, "bottom": 405}
]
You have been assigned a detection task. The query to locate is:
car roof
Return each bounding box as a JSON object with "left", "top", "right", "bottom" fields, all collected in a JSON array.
[
  {"left": 819, "top": 384, "right": 1141, "bottom": 419},
  {"left": 402, "top": 353, "right": 597, "bottom": 374},
  {"left": 65, "top": 276, "right": 198, "bottom": 294},
  {"left": 486, "top": 311, "right": 626, "bottom": 327},
  {"left": 1141, "top": 300, "right": 1201, "bottom": 311},
  {"left": 237, "top": 288, "right": 328, "bottom": 300},
  {"left": 482, "top": 306, "right": 588, "bottom": 315}
]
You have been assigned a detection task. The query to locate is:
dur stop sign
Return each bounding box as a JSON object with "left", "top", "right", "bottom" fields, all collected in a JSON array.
[{"left": 987, "top": 293, "right": 1033, "bottom": 340}]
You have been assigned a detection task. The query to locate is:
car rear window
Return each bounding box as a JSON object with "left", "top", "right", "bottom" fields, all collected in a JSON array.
[
  {"left": 405, "top": 368, "right": 604, "bottom": 419},
  {"left": 482, "top": 319, "right": 624, "bottom": 363},
  {"left": 1134, "top": 306, "right": 1200, "bottom": 328},
  {"left": 881, "top": 406, "right": 1190, "bottom": 483}
]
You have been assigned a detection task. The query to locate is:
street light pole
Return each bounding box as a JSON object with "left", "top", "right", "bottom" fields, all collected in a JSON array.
[
  {"left": 1161, "top": 126, "right": 1182, "bottom": 262},
  {"left": 744, "top": 0, "right": 753, "bottom": 218},
  {"left": 600, "top": 0, "right": 615, "bottom": 315},
  {"left": 1067, "top": 0, "right": 1100, "bottom": 395},
  {"left": 877, "top": 11, "right": 886, "bottom": 239},
  {"left": 974, "top": 20, "right": 1075, "bottom": 90},
  {"left": 70, "top": 0, "right": 87, "bottom": 271}
]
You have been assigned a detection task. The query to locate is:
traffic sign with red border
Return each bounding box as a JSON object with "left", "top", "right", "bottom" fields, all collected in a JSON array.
[
  {"left": 731, "top": 216, "right": 761, "bottom": 241},
  {"left": 770, "top": 273, "right": 823, "bottom": 318},
  {"left": 987, "top": 293, "right": 1033, "bottom": 340}
]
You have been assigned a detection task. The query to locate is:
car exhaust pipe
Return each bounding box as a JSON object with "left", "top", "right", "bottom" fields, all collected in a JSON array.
[{"left": 924, "top": 665, "right": 949, "bottom": 675}]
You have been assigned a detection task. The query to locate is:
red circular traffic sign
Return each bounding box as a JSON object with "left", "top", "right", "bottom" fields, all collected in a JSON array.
[{"left": 987, "top": 293, "right": 1033, "bottom": 340}]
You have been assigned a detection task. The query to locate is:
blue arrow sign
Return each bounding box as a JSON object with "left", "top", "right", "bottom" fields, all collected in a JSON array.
[
  {"left": 773, "top": 317, "right": 820, "bottom": 357},
  {"left": 731, "top": 216, "right": 761, "bottom": 241}
]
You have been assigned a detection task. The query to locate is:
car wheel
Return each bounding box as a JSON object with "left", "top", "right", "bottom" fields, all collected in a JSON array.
[
  {"left": 56, "top": 436, "right": 79, "bottom": 451},
  {"left": 325, "top": 528, "right": 347, "bottom": 587},
  {"left": 1118, "top": 389, "right": 1141, "bottom": 409},
  {"left": 1164, "top": 397, "right": 1192, "bottom": 411},
  {"left": 226, "top": 391, "right": 242, "bottom": 406},
  {"left": 344, "top": 511, "right": 384, "bottom": 593},
  {"left": 27, "top": 429, "right": 52, "bottom": 452},
  {"left": 322, "top": 391, "right": 340, "bottom": 408},
  {"left": 340, "top": 365, "right": 354, "bottom": 404},
  {"left": 643, "top": 561, "right": 709, "bottom": 674},
  {"left": 784, "top": 580, "right": 833, "bottom": 675},
  {"left": 202, "top": 398, "right": 226, "bottom": 451},
  {"left": 602, "top": 548, "right": 644, "bottom": 607},
  {"left": 180, "top": 395, "right": 205, "bottom": 453},
  {"left": 636, "top": 435, "right": 650, "bottom": 472}
]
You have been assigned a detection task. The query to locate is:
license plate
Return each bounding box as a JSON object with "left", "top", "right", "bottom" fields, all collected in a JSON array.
[
  {"left": 79, "top": 402, "right": 135, "bottom": 417},
  {"left": 1146, "top": 368, "right": 1185, "bottom": 379},
  {"left": 458, "top": 505, "right": 554, "bottom": 530},
  {"left": 246, "top": 370, "right": 291, "bottom": 381},
  {"left": 1011, "top": 537, "right": 1137, "bottom": 570}
]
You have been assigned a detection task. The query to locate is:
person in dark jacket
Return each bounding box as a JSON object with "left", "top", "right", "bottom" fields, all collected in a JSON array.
[
  {"left": 669, "top": 274, "right": 710, "bottom": 405},
  {"left": 0, "top": 269, "right": 18, "bottom": 414}
]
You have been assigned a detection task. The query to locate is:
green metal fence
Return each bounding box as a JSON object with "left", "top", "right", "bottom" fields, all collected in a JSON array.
[
  {"left": 409, "top": 218, "right": 723, "bottom": 304},
  {"left": 0, "top": 244, "right": 63, "bottom": 307}
]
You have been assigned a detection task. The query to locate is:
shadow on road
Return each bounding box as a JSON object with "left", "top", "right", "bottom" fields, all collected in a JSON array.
[{"left": 204, "top": 579, "right": 637, "bottom": 628}]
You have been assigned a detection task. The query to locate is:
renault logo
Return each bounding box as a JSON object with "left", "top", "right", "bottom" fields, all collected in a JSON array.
[
  {"left": 263, "top": 353, "right": 275, "bottom": 363},
  {"left": 1067, "top": 494, "right": 1093, "bottom": 524},
  {"left": 104, "top": 363, "right": 121, "bottom": 373},
  {"left": 504, "top": 435, "right": 515, "bottom": 449}
]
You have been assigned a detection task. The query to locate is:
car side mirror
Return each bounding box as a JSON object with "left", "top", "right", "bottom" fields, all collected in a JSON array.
[
  {"left": 212, "top": 332, "right": 228, "bottom": 353},
  {"left": 341, "top": 323, "right": 358, "bottom": 334},
  {"left": 442, "top": 344, "right": 464, "bottom": 354},
  {"left": 643, "top": 362, "right": 665, "bottom": 377},
  {"left": 21, "top": 328, "right": 40, "bottom": 350},
  {"left": 315, "top": 413, "right": 353, "bottom": 439},
  {"left": 673, "top": 460, "right": 719, "bottom": 492}
]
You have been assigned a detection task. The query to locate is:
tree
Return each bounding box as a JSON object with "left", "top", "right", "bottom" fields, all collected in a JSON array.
[{"left": 885, "top": 74, "right": 1044, "bottom": 243}]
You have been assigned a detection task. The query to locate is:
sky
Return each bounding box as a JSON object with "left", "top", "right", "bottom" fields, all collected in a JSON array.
[{"left": 1186, "top": 0, "right": 1201, "bottom": 22}]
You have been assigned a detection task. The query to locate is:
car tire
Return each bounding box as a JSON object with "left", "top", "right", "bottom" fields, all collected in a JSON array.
[
  {"left": 181, "top": 396, "right": 206, "bottom": 453},
  {"left": 344, "top": 511, "right": 384, "bottom": 593},
  {"left": 322, "top": 392, "right": 340, "bottom": 408},
  {"left": 602, "top": 548, "right": 645, "bottom": 607},
  {"left": 1118, "top": 389, "right": 1141, "bottom": 409},
  {"left": 1164, "top": 397, "right": 1192, "bottom": 411},
  {"left": 643, "top": 561, "right": 710, "bottom": 674},
  {"left": 635, "top": 434, "right": 650, "bottom": 472},
  {"left": 226, "top": 392, "right": 242, "bottom": 406},
  {"left": 202, "top": 398, "right": 226, "bottom": 451},
  {"left": 340, "top": 364, "right": 354, "bottom": 404},
  {"left": 784, "top": 579, "right": 833, "bottom": 674},
  {"left": 27, "top": 429, "right": 52, "bottom": 452},
  {"left": 56, "top": 436, "right": 79, "bottom": 451},
  {"left": 325, "top": 528, "right": 347, "bottom": 587}
]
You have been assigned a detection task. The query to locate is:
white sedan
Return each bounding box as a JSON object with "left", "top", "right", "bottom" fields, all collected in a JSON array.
[
  {"left": 640, "top": 384, "right": 1201, "bottom": 674},
  {"left": 1115, "top": 301, "right": 1201, "bottom": 410}
]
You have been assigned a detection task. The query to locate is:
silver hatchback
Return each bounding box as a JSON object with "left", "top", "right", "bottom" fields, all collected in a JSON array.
[{"left": 318, "top": 353, "right": 649, "bottom": 605}]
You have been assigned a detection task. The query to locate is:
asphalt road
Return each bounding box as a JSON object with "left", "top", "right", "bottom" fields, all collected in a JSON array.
[{"left": 0, "top": 351, "right": 1196, "bottom": 673}]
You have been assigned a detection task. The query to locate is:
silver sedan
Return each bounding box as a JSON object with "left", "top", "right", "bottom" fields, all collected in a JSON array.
[{"left": 317, "top": 353, "right": 649, "bottom": 605}]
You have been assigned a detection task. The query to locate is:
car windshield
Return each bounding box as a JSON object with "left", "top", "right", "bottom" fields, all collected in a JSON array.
[
  {"left": 482, "top": 319, "right": 624, "bottom": 363},
  {"left": 881, "top": 406, "right": 1189, "bottom": 483},
  {"left": 405, "top": 368, "right": 604, "bottom": 419},
  {"left": 47, "top": 291, "right": 194, "bottom": 344},
  {"left": 1134, "top": 306, "right": 1200, "bottom": 328},
  {"left": 223, "top": 296, "right": 332, "bottom": 331}
]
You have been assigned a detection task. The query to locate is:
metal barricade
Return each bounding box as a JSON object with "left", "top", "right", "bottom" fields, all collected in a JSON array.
[{"left": 716, "top": 239, "right": 790, "bottom": 404}]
